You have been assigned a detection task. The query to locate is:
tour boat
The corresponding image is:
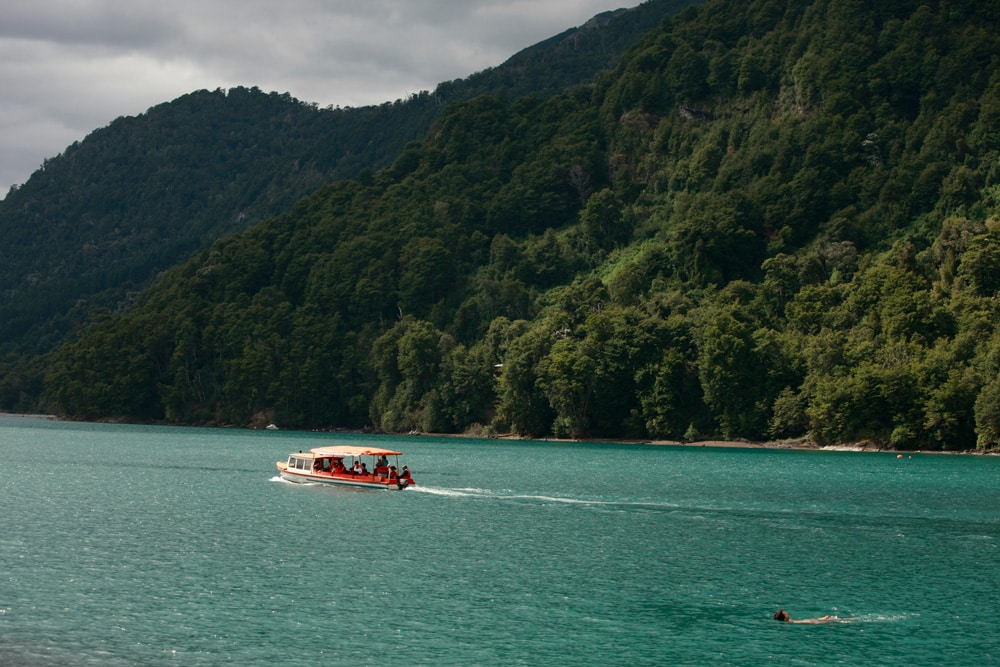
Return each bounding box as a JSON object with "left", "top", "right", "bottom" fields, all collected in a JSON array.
[{"left": 276, "top": 445, "right": 414, "bottom": 490}]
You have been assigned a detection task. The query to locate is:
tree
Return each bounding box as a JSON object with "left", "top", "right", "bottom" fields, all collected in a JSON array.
[
  {"left": 496, "top": 325, "right": 556, "bottom": 437},
  {"left": 696, "top": 308, "right": 762, "bottom": 438},
  {"left": 370, "top": 318, "right": 444, "bottom": 432},
  {"left": 957, "top": 229, "right": 1000, "bottom": 297},
  {"left": 975, "top": 376, "right": 1000, "bottom": 450}
]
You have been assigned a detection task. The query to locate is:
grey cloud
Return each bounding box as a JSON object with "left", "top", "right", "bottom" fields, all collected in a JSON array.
[
  {"left": 0, "top": 0, "right": 637, "bottom": 195},
  {"left": 0, "top": 3, "right": 181, "bottom": 49}
]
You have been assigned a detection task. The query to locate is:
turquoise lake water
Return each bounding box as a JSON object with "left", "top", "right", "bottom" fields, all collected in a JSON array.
[{"left": 1, "top": 415, "right": 998, "bottom": 665}]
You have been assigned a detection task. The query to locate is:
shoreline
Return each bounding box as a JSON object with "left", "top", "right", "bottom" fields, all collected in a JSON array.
[
  {"left": 3, "top": 412, "right": 993, "bottom": 455},
  {"left": 0, "top": 412, "right": 57, "bottom": 420},
  {"left": 422, "top": 431, "right": 996, "bottom": 455}
]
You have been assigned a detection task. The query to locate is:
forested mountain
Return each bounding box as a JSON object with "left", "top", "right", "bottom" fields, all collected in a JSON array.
[
  {"left": 36, "top": 0, "right": 1000, "bottom": 450},
  {"left": 0, "top": 0, "right": 696, "bottom": 360}
]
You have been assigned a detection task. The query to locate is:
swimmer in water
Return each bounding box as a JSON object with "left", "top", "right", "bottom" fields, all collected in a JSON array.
[{"left": 773, "top": 610, "right": 855, "bottom": 624}]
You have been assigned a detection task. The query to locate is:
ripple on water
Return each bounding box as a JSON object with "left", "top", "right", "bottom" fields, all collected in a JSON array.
[{"left": 1, "top": 420, "right": 998, "bottom": 666}]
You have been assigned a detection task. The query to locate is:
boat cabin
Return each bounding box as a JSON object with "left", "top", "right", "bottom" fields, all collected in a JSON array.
[{"left": 286, "top": 452, "right": 322, "bottom": 472}]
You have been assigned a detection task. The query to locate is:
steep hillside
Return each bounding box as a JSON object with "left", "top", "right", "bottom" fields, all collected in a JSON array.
[
  {"left": 44, "top": 0, "right": 1000, "bottom": 449},
  {"left": 0, "top": 0, "right": 697, "bottom": 358}
]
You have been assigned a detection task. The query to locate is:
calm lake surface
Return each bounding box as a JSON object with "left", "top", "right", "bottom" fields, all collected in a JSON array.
[{"left": 1, "top": 415, "right": 998, "bottom": 666}]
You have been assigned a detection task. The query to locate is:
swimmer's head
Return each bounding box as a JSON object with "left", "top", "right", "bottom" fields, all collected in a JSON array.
[{"left": 773, "top": 610, "right": 790, "bottom": 622}]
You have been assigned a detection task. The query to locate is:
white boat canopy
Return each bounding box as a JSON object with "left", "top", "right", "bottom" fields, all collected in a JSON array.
[{"left": 308, "top": 445, "right": 403, "bottom": 458}]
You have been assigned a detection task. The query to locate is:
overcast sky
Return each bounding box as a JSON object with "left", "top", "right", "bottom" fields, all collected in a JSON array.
[{"left": 0, "top": 0, "right": 641, "bottom": 198}]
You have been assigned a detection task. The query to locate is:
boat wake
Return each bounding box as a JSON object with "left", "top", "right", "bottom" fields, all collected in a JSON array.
[
  {"left": 269, "top": 475, "right": 300, "bottom": 484},
  {"left": 411, "top": 486, "right": 589, "bottom": 501},
  {"left": 408, "top": 485, "right": 483, "bottom": 497},
  {"left": 410, "top": 485, "right": 679, "bottom": 510},
  {"left": 507, "top": 493, "right": 626, "bottom": 506}
]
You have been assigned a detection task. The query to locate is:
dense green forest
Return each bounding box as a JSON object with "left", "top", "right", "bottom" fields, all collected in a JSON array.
[
  {"left": 32, "top": 0, "right": 1000, "bottom": 449},
  {"left": 0, "top": 0, "right": 695, "bottom": 362}
]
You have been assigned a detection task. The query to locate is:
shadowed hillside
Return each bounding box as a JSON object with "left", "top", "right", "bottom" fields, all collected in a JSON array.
[
  {"left": 0, "top": 0, "right": 699, "bottom": 357},
  {"left": 44, "top": 0, "right": 1000, "bottom": 450}
]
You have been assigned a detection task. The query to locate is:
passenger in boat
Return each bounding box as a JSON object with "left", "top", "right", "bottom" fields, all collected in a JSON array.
[
  {"left": 400, "top": 466, "right": 412, "bottom": 481},
  {"left": 353, "top": 460, "right": 363, "bottom": 475},
  {"left": 773, "top": 610, "right": 853, "bottom": 624},
  {"left": 388, "top": 465, "right": 398, "bottom": 480},
  {"left": 360, "top": 462, "right": 370, "bottom": 476}
]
